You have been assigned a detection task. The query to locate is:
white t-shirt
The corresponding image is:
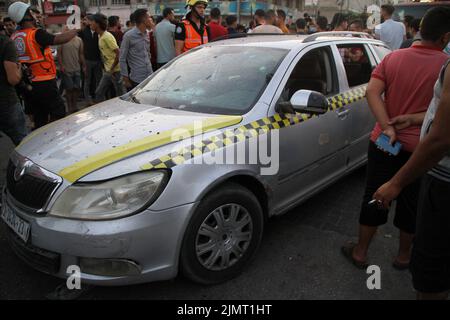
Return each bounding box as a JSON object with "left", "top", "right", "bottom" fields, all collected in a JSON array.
[
  {"left": 375, "top": 19, "right": 406, "bottom": 50},
  {"left": 251, "top": 25, "right": 283, "bottom": 34}
]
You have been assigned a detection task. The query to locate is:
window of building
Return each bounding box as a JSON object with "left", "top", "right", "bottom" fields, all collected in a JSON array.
[
  {"left": 90, "top": 0, "right": 107, "bottom": 7},
  {"left": 112, "top": 0, "right": 131, "bottom": 5}
]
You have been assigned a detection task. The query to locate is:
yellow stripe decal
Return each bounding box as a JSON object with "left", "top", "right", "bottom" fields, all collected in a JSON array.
[
  {"left": 141, "top": 85, "right": 367, "bottom": 171},
  {"left": 59, "top": 115, "right": 242, "bottom": 182}
]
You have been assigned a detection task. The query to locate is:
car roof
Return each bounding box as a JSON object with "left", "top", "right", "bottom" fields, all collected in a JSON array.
[{"left": 209, "top": 33, "right": 386, "bottom": 50}]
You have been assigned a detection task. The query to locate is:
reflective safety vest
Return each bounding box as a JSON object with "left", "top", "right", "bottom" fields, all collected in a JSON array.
[
  {"left": 182, "top": 20, "right": 208, "bottom": 53},
  {"left": 11, "top": 28, "right": 57, "bottom": 82}
]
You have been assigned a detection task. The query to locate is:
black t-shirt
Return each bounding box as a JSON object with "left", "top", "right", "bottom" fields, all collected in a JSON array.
[
  {"left": 34, "top": 29, "right": 56, "bottom": 48},
  {"left": 78, "top": 28, "right": 101, "bottom": 61},
  {"left": 0, "top": 34, "right": 19, "bottom": 105},
  {"left": 174, "top": 14, "right": 210, "bottom": 43}
]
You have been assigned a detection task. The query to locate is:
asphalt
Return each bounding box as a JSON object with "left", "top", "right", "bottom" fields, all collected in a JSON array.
[{"left": 0, "top": 134, "right": 415, "bottom": 300}]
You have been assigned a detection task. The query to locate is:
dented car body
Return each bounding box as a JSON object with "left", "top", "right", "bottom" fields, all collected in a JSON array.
[{"left": 1, "top": 34, "right": 390, "bottom": 285}]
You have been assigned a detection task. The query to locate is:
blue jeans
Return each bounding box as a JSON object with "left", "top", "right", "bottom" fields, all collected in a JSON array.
[{"left": 0, "top": 101, "right": 28, "bottom": 146}]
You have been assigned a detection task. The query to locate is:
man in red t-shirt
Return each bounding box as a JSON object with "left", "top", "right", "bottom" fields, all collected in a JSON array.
[
  {"left": 341, "top": 7, "right": 450, "bottom": 271},
  {"left": 208, "top": 7, "right": 227, "bottom": 41}
]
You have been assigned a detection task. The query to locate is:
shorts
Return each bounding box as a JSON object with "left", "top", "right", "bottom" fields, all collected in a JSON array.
[
  {"left": 410, "top": 174, "right": 450, "bottom": 293},
  {"left": 359, "top": 141, "right": 420, "bottom": 234},
  {"left": 61, "top": 71, "right": 81, "bottom": 90}
]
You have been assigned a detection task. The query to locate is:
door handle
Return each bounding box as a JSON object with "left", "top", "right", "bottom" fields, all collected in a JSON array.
[{"left": 337, "top": 109, "right": 350, "bottom": 119}]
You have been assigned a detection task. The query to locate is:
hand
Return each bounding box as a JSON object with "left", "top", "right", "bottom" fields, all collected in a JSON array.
[
  {"left": 60, "top": 66, "right": 65, "bottom": 73},
  {"left": 373, "top": 180, "right": 403, "bottom": 209},
  {"left": 388, "top": 114, "right": 414, "bottom": 131},
  {"left": 123, "top": 76, "right": 132, "bottom": 89},
  {"left": 382, "top": 125, "right": 397, "bottom": 145}
]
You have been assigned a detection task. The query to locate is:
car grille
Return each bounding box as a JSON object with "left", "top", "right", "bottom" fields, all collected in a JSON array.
[
  {"left": 6, "top": 228, "right": 61, "bottom": 275},
  {"left": 6, "top": 160, "right": 59, "bottom": 211}
]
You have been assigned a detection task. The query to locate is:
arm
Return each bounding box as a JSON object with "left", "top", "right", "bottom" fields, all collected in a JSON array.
[
  {"left": 175, "top": 40, "right": 184, "bottom": 56},
  {"left": 110, "top": 48, "right": 120, "bottom": 74},
  {"left": 3, "top": 39, "right": 21, "bottom": 85},
  {"left": 54, "top": 29, "right": 79, "bottom": 45},
  {"left": 119, "top": 35, "right": 130, "bottom": 86},
  {"left": 79, "top": 40, "right": 86, "bottom": 75},
  {"left": 4, "top": 61, "right": 21, "bottom": 86},
  {"left": 366, "top": 77, "right": 397, "bottom": 143},
  {"left": 174, "top": 24, "right": 185, "bottom": 56},
  {"left": 374, "top": 66, "right": 450, "bottom": 207},
  {"left": 57, "top": 45, "right": 64, "bottom": 73}
]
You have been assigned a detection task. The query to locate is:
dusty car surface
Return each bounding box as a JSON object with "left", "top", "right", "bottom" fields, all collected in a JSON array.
[{"left": 1, "top": 33, "right": 391, "bottom": 285}]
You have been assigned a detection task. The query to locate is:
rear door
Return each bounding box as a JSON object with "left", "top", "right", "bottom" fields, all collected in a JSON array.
[{"left": 333, "top": 42, "right": 378, "bottom": 170}]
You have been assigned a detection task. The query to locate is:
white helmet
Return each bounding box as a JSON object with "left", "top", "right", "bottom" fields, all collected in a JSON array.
[{"left": 8, "top": 1, "right": 31, "bottom": 24}]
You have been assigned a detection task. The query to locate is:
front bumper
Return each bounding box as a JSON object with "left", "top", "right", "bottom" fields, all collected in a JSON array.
[{"left": 2, "top": 189, "right": 197, "bottom": 286}]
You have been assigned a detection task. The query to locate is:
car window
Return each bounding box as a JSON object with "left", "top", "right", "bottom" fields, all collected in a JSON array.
[
  {"left": 337, "top": 44, "right": 375, "bottom": 87},
  {"left": 280, "top": 46, "right": 338, "bottom": 101},
  {"left": 131, "top": 46, "right": 288, "bottom": 115},
  {"left": 371, "top": 44, "right": 391, "bottom": 61}
]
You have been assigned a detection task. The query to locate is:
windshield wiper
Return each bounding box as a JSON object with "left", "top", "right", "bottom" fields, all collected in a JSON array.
[{"left": 130, "top": 95, "right": 140, "bottom": 104}]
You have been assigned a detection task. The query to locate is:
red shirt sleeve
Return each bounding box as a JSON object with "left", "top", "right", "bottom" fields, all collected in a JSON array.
[{"left": 371, "top": 52, "right": 393, "bottom": 83}]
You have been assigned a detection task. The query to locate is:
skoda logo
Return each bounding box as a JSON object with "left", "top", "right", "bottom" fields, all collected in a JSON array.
[{"left": 14, "top": 161, "right": 31, "bottom": 182}]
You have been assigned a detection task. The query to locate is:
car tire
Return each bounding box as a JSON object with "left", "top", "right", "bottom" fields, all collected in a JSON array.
[{"left": 180, "top": 182, "right": 264, "bottom": 285}]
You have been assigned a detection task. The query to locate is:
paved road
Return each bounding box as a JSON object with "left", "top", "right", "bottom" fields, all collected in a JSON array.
[{"left": 0, "top": 135, "right": 415, "bottom": 300}]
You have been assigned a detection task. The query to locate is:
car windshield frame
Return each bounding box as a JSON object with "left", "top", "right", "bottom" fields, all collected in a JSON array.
[{"left": 128, "top": 45, "right": 289, "bottom": 115}]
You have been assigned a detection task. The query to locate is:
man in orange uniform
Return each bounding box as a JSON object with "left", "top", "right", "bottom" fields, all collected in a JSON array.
[
  {"left": 175, "top": 0, "right": 210, "bottom": 56},
  {"left": 8, "top": 2, "right": 78, "bottom": 128}
]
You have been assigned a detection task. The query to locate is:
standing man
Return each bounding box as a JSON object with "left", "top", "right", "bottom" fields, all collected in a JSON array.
[
  {"left": 276, "top": 9, "right": 289, "bottom": 34},
  {"left": 225, "top": 16, "right": 238, "bottom": 35},
  {"left": 252, "top": 10, "right": 283, "bottom": 34},
  {"left": 375, "top": 4, "right": 406, "bottom": 50},
  {"left": 3, "top": 17, "right": 16, "bottom": 37},
  {"left": 120, "top": 9, "right": 154, "bottom": 91},
  {"left": 316, "top": 16, "right": 328, "bottom": 32},
  {"left": 58, "top": 27, "right": 85, "bottom": 114},
  {"left": 253, "top": 9, "right": 265, "bottom": 28},
  {"left": 175, "top": 0, "right": 210, "bottom": 56},
  {"left": 295, "top": 18, "right": 308, "bottom": 35},
  {"left": 78, "top": 14, "right": 102, "bottom": 106},
  {"left": 0, "top": 30, "right": 27, "bottom": 145},
  {"left": 8, "top": 2, "right": 78, "bottom": 128},
  {"left": 154, "top": 8, "right": 176, "bottom": 69},
  {"left": 341, "top": 7, "right": 450, "bottom": 271},
  {"left": 400, "top": 18, "right": 421, "bottom": 49},
  {"left": 108, "top": 16, "right": 123, "bottom": 47},
  {"left": 331, "top": 13, "right": 348, "bottom": 31},
  {"left": 92, "top": 13, "right": 124, "bottom": 102},
  {"left": 207, "top": 7, "right": 227, "bottom": 41},
  {"left": 373, "top": 11, "right": 450, "bottom": 301},
  {"left": 349, "top": 20, "right": 364, "bottom": 33}
]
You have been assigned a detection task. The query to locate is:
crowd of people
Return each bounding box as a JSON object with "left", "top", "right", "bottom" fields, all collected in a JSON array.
[{"left": 1, "top": 0, "right": 431, "bottom": 143}]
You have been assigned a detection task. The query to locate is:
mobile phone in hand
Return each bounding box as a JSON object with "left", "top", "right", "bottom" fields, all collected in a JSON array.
[{"left": 375, "top": 133, "right": 402, "bottom": 156}]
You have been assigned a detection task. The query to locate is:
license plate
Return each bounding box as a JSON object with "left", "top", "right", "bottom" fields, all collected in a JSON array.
[{"left": 1, "top": 201, "right": 30, "bottom": 243}]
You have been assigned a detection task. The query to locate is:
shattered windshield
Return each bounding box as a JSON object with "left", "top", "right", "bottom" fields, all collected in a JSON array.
[{"left": 131, "top": 46, "right": 288, "bottom": 115}]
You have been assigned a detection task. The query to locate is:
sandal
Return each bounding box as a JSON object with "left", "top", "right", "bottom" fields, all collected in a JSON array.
[{"left": 341, "top": 242, "right": 369, "bottom": 270}]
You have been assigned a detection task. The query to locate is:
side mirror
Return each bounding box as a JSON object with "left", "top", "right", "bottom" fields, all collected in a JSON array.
[{"left": 290, "top": 90, "right": 329, "bottom": 115}]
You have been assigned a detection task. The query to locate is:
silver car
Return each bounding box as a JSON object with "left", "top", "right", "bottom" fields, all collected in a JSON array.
[{"left": 1, "top": 33, "right": 391, "bottom": 285}]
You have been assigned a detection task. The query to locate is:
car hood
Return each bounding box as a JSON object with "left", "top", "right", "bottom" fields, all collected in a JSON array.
[{"left": 16, "top": 98, "right": 242, "bottom": 182}]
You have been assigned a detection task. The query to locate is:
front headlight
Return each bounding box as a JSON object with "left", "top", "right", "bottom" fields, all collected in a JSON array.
[{"left": 49, "top": 171, "right": 168, "bottom": 220}]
